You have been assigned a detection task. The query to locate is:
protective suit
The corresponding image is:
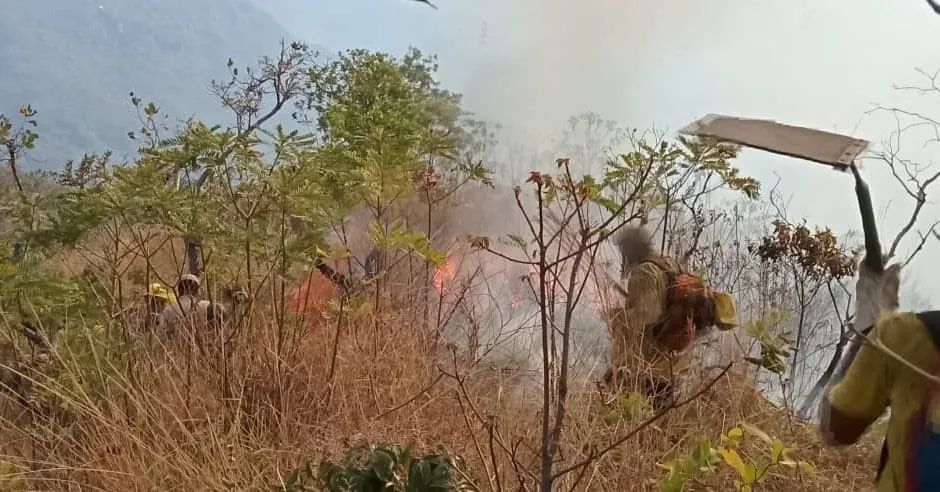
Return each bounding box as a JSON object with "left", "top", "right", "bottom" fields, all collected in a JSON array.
[{"left": 604, "top": 227, "right": 737, "bottom": 407}]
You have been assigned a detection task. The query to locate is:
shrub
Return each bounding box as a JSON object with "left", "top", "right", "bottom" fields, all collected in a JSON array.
[{"left": 281, "top": 442, "right": 476, "bottom": 492}]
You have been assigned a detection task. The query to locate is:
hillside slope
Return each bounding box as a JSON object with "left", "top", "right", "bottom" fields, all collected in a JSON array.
[{"left": 0, "top": 0, "right": 297, "bottom": 169}]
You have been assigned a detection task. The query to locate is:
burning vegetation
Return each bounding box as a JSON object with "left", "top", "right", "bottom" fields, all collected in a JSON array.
[{"left": 3, "top": 36, "right": 939, "bottom": 492}]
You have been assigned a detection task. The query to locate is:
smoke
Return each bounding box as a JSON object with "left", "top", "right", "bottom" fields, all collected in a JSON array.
[
  {"left": 429, "top": 183, "right": 621, "bottom": 388},
  {"left": 259, "top": 0, "right": 940, "bottom": 396},
  {"left": 440, "top": 1, "right": 740, "bottom": 143}
]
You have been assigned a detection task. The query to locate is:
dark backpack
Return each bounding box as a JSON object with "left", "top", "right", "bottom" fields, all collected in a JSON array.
[{"left": 875, "top": 310, "right": 940, "bottom": 490}]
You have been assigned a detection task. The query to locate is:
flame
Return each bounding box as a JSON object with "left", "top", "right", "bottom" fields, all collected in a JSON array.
[
  {"left": 433, "top": 256, "right": 458, "bottom": 292},
  {"left": 287, "top": 269, "right": 339, "bottom": 322}
]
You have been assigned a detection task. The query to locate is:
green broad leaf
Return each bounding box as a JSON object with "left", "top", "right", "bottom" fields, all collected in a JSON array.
[
  {"left": 719, "top": 447, "right": 748, "bottom": 481},
  {"left": 771, "top": 439, "right": 787, "bottom": 464},
  {"left": 742, "top": 463, "right": 758, "bottom": 484}
]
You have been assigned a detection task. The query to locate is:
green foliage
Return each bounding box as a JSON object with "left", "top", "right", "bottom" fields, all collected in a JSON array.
[
  {"left": 0, "top": 106, "right": 62, "bottom": 246},
  {"left": 0, "top": 238, "right": 89, "bottom": 329},
  {"left": 716, "top": 424, "right": 815, "bottom": 491},
  {"left": 658, "top": 423, "right": 815, "bottom": 491},
  {"left": 57, "top": 152, "right": 111, "bottom": 191},
  {"left": 657, "top": 438, "right": 721, "bottom": 492},
  {"left": 598, "top": 135, "right": 759, "bottom": 223},
  {"left": 679, "top": 136, "right": 760, "bottom": 200},
  {"left": 0, "top": 108, "right": 117, "bottom": 407},
  {"left": 0, "top": 105, "right": 40, "bottom": 154},
  {"left": 47, "top": 316, "right": 128, "bottom": 406},
  {"left": 281, "top": 443, "right": 476, "bottom": 492},
  {"left": 33, "top": 46, "right": 343, "bottom": 286},
  {"left": 4, "top": 44, "right": 496, "bottom": 332},
  {"left": 301, "top": 47, "right": 490, "bottom": 274},
  {"left": 743, "top": 311, "right": 793, "bottom": 375},
  {"left": 369, "top": 221, "right": 446, "bottom": 267},
  {"left": 303, "top": 48, "right": 461, "bottom": 148},
  {"left": 602, "top": 391, "right": 653, "bottom": 424}
]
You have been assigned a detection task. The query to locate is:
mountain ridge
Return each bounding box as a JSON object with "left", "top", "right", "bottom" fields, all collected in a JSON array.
[{"left": 1, "top": 0, "right": 311, "bottom": 169}]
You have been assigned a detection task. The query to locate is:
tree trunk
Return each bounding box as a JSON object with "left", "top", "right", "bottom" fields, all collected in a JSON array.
[{"left": 184, "top": 234, "right": 204, "bottom": 276}]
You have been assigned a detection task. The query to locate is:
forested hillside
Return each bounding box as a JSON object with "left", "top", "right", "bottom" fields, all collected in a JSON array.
[
  {"left": 2, "top": 2, "right": 939, "bottom": 491},
  {"left": 0, "top": 0, "right": 294, "bottom": 168}
]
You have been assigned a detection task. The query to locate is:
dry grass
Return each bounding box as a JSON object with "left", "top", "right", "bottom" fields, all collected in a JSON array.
[
  {"left": 0, "top": 294, "right": 877, "bottom": 492},
  {"left": 0, "top": 231, "right": 878, "bottom": 491}
]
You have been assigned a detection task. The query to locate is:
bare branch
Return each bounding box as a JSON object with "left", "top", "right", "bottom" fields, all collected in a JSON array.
[
  {"left": 868, "top": 106, "right": 940, "bottom": 144},
  {"left": 904, "top": 222, "right": 940, "bottom": 267},
  {"left": 893, "top": 68, "right": 940, "bottom": 93},
  {"left": 877, "top": 139, "right": 940, "bottom": 260},
  {"left": 928, "top": 0, "right": 940, "bottom": 15},
  {"left": 410, "top": 0, "right": 438, "bottom": 9},
  {"left": 865, "top": 98, "right": 940, "bottom": 264},
  {"left": 374, "top": 370, "right": 445, "bottom": 419}
]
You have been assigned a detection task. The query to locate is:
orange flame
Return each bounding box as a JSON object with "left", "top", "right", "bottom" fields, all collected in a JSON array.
[
  {"left": 433, "top": 257, "right": 458, "bottom": 292},
  {"left": 287, "top": 269, "right": 339, "bottom": 325}
]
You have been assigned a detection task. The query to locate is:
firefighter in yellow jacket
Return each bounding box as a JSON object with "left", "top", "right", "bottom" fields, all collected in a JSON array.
[{"left": 604, "top": 226, "right": 737, "bottom": 408}]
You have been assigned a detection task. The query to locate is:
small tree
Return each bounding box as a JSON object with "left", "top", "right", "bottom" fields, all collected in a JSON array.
[
  {"left": 750, "top": 219, "right": 857, "bottom": 411},
  {"left": 468, "top": 131, "right": 757, "bottom": 491}
]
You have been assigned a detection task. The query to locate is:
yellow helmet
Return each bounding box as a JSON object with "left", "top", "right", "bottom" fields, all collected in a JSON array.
[
  {"left": 148, "top": 283, "right": 176, "bottom": 303},
  {"left": 712, "top": 291, "right": 738, "bottom": 330}
]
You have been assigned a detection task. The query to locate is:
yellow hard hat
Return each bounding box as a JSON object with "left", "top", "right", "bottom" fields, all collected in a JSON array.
[
  {"left": 148, "top": 283, "right": 177, "bottom": 303},
  {"left": 712, "top": 291, "right": 737, "bottom": 330}
]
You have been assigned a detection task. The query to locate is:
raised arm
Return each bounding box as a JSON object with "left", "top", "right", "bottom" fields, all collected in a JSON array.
[{"left": 851, "top": 163, "right": 884, "bottom": 274}]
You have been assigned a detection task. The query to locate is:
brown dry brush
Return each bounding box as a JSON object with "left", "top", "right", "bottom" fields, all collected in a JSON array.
[
  {"left": 0, "top": 173, "right": 883, "bottom": 490},
  {"left": 0, "top": 205, "right": 876, "bottom": 491},
  {"left": 3, "top": 239, "right": 860, "bottom": 490},
  {"left": 0, "top": 235, "right": 879, "bottom": 492}
]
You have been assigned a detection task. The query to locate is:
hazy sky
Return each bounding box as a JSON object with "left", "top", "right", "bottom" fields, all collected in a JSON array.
[{"left": 260, "top": 0, "right": 940, "bottom": 306}]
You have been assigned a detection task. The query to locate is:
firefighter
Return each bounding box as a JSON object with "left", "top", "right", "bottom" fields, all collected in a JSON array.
[
  {"left": 820, "top": 310, "right": 940, "bottom": 491},
  {"left": 159, "top": 274, "right": 203, "bottom": 334},
  {"left": 144, "top": 282, "right": 176, "bottom": 330},
  {"left": 604, "top": 226, "right": 737, "bottom": 408}
]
